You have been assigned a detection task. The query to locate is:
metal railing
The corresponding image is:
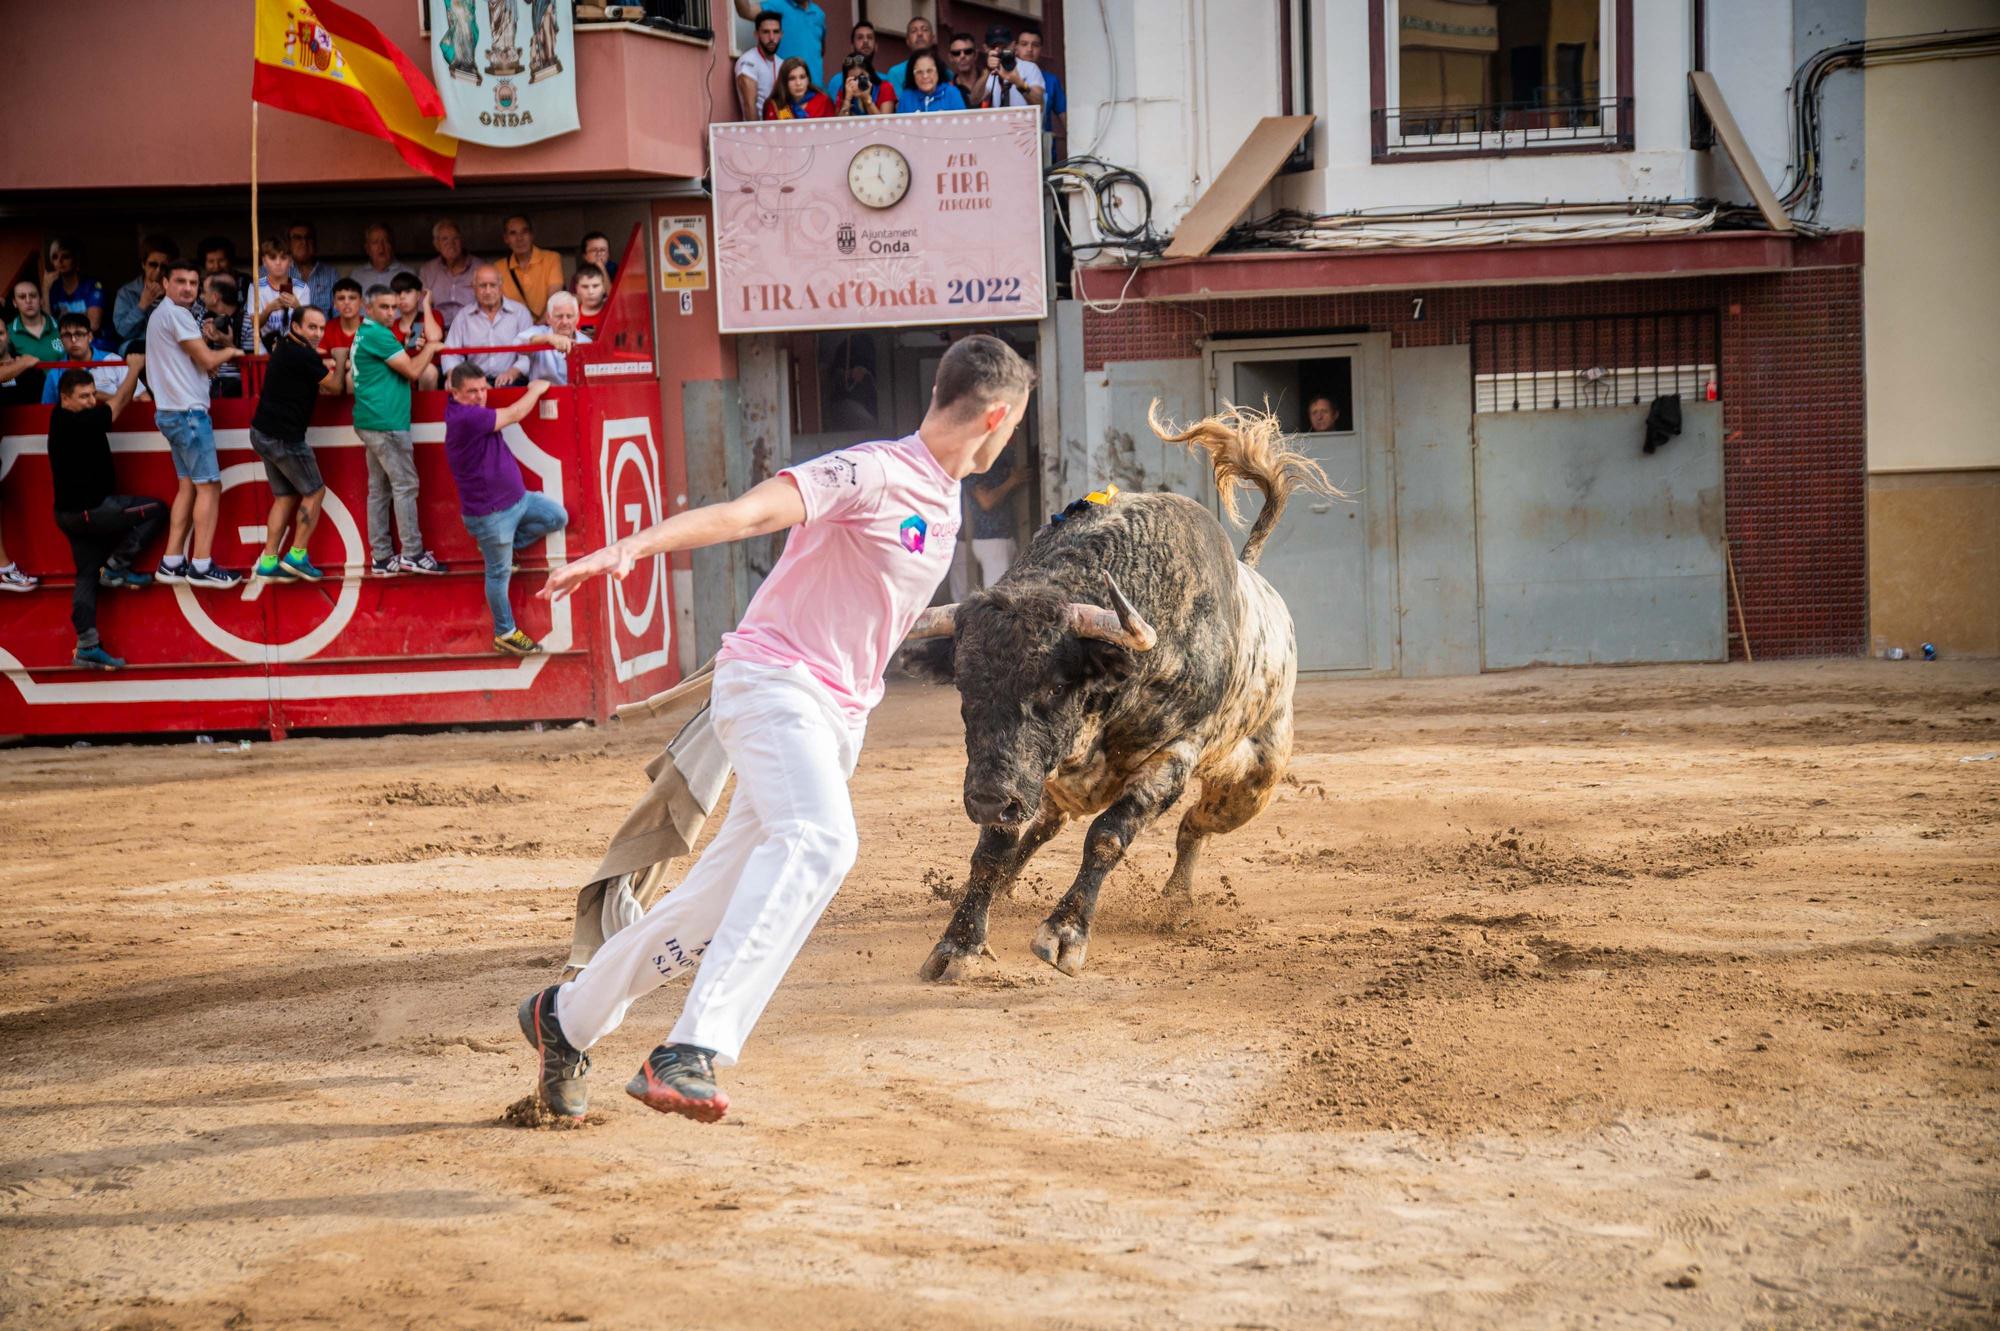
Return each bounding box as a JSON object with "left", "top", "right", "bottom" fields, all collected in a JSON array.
[
  {"left": 1470, "top": 312, "right": 1721, "bottom": 414},
  {"left": 1375, "top": 96, "right": 1632, "bottom": 156}
]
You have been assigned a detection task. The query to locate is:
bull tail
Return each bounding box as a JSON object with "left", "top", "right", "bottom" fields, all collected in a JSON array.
[{"left": 1147, "top": 400, "right": 1341, "bottom": 567}]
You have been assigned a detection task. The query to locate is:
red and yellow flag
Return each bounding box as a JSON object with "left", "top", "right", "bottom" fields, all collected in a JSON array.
[{"left": 252, "top": 0, "right": 457, "bottom": 185}]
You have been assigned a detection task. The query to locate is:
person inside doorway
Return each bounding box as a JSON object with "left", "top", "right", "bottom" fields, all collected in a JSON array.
[
  {"left": 1306, "top": 394, "right": 1340, "bottom": 433},
  {"left": 966, "top": 444, "right": 1026, "bottom": 589}
]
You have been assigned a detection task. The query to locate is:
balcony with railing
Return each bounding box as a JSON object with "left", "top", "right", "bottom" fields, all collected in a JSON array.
[{"left": 1373, "top": 95, "right": 1633, "bottom": 160}]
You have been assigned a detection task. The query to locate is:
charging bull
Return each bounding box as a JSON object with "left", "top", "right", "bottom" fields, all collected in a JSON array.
[{"left": 900, "top": 403, "right": 1335, "bottom": 981}]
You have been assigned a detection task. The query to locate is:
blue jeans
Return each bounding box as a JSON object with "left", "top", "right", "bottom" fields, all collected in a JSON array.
[
  {"left": 462, "top": 491, "right": 568, "bottom": 636},
  {"left": 156, "top": 409, "right": 219, "bottom": 483}
]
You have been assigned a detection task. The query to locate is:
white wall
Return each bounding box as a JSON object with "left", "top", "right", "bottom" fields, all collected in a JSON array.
[{"left": 1063, "top": 0, "right": 1817, "bottom": 244}]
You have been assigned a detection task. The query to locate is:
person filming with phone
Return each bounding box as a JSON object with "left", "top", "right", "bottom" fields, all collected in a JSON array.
[{"left": 978, "top": 24, "right": 1044, "bottom": 109}]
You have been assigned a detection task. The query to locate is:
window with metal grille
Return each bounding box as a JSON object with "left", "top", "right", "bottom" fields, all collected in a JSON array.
[{"left": 1470, "top": 311, "right": 1720, "bottom": 413}]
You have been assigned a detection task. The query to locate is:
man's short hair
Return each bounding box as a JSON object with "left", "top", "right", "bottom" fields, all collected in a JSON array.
[
  {"left": 572, "top": 262, "right": 608, "bottom": 287},
  {"left": 141, "top": 233, "right": 178, "bottom": 261},
  {"left": 546, "top": 291, "right": 579, "bottom": 316},
  {"left": 580, "top": 229, "right": 609, "bottom": 250},
  {"left": 196, "top": 235, "right": 233, "bottom": 260},
  {"left": 332, "top": 277, "right": 363, "bottom": 297},
  {"left": 1019, "top": 23, "right": 1043, "bottom": 39},
  {"left": 206, "top": 275, "right": 239, "bottom": 303},
  {"left": 754, "top": 8, "right": 782, "bottom": 25},
  {"left": 57, "top": 368, "right": 95, "bottom": 398},
  {"left": 294, "top": 304, "right": 326, "bottom": 325},
  {"left": 852, "top": 19, "right": 873, "bottom": 36},
  {"left": 448, "top": 362, "right": 488, "bottom": 389},
  {"left": 504, "top": 213, "right": 532, "bottom": 230},
  {"left": 933, "top": 334, "right": 1035, "bottom": 416},
  {"left": 288, "top": 219, "right": 316, "bottom": 239},
  {"left": 165, "top": 259, "right": 202, "bottom": 281},
  {"left": 365, "top": 284, "right": 394, "bottom": 301},
  {"left": 58, "top": 312, "right": 91, "bottom": 333},
  {"left": 390, "top": 270, "right": 424, "bottom": 293},
  {"left": 364, "top": 221, "right": 393, "bottom": 242}
]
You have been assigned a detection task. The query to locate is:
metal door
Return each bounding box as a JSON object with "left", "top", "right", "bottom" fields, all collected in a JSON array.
[{"left": 1208, "top": 338, "right": 1396, "bottom": 674}]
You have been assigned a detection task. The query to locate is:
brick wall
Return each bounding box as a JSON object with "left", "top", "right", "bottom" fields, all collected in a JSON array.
[{"left": 1080, "top": 268, "right": 1868, "bottom": 660}]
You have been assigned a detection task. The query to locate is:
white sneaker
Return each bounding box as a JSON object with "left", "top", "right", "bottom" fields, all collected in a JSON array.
[
  {"left": 154, "top": 562, "right": 190, "bottom": 585},
  {"left": 0, "top": 566, "right": 37, "bottom": 593}
]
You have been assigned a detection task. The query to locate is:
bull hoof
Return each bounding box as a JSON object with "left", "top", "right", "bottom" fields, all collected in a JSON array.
[
  {"left": 1030, "top": 920, "right": 1089, "bottom": 977},
  {"left": 918, "top": 940, "right": 996, "bottom": 984}
]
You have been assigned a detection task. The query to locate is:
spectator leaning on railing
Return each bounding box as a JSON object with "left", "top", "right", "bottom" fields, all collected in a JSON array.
[
  {"left": 444, "top": 265, "right": 534, "bottom": 386},
  {"left": 525, "top": 290, "right": 590, "bottom": 387},
  {"left": 150, "top": 259, "right": 241, "bottom": 588},
  {"left": 40, "top": 315, "right": 144, "bottom": 404},
  {"left": 420, "top": 219, "right": 482, "bottom": 331},
  {"left": 320, "top": 277, "right": 366, "bottom": 392},
  {"left": 391, "top": 271, "right": 442, "bottom": 390},
  {"left": 443, "top": 364, "right": 567, "bottom": 658},
  {"left": 48, "top": 361, "right": 166, "bottom": 670},
  {"left": 898, "top": 52, "right": 965, "bottom": 113},
  {"left": 112, "top": 236, "right": 178, "bottom": 349},
  {"left": 764, "top": 57, "right": 834, "bottom": 119},
  {"left": 735, "top": 9, "right": 783, "bottom": 121},
  {"left": 353, "top": 283, "right": 447, "bottom": 577},
  {"left": 249, "top": 305, "right": 336, "bottom": 585}
]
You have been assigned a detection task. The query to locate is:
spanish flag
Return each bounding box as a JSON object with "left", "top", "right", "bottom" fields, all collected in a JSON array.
[{"left": 252, "top": 0, "right": 457, "bottom": 185}]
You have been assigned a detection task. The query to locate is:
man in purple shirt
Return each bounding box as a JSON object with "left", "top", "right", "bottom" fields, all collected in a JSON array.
[{"left": 442, "top": 364, "right": 569, "bottom": 656}]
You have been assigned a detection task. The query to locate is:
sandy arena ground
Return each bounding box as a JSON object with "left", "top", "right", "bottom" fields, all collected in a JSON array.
[{"left": 1, "top": 660, "right": 1996, "bottom": 1329}]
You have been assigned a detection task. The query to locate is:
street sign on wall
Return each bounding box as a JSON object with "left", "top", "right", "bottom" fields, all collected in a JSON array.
[
  {"left": 658, "top": 214, "right": 710, "bottom": 291},
  {"left": 710, "top": 107, "right": 1047, "bottom": 334}
]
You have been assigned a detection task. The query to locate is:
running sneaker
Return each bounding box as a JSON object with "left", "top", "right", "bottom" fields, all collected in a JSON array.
[
  {"left": 493, "top": 629, "right": 543, "bottom": 657},
  {"left": 73, "top": 645, "right": 126, "bottom": 670},
  {"left": 183, "top": 564, "right": 241, "bottom": 589},
  {"left": 370, "top": 555, "right": 400, "bottom": 577},
  {"left": 626, "top": 1043, "right": 729, "bottom": 1123},
  {"left": 399, "top": 551, "right": 448, "bottom": 576},
  {"left": 153, "top": 561, "right": 190, "bottom": 585},
  {"left": 516, "top": 985, "right": 590, "bottom": 1118},
  {"left": 101, "top": 566, "right": 154, "bottom": 591},
  {"left": 280, "top": 551, "right": 325, "bottom": 582},
  {"left": 254, "top": 555, "right": 300, "bottom": 582},
  {"left": 0, "top": 566, "right": 36, "bottom": 593}
]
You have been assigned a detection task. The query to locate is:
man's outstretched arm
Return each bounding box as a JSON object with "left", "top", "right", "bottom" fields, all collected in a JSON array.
[{"left": 541, "top": 475, "right": 806, "bottom": 603}]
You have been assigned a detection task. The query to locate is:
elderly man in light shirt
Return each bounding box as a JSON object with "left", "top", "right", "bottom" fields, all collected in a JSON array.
[
  {"left": 443, "top": 265, "right": 533, "bottom": 386},
  {"left": 420, "top": 219, "right": 483, "bottom": 331},
  {"left": 526, "top": 291, "right": 591, "bottom": 386}
]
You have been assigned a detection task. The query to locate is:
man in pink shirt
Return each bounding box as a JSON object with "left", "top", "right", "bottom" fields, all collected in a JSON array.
[{"left": 518, "top": 334, "right": 1035, "bottom": 1123}]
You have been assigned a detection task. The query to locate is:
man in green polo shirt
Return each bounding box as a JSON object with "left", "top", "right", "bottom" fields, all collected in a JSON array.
[
  {"left": 352, "top": 283, "right": 446, "bottom": 576},
  {"left": 9, "top": 280, "right": 62, "bottom": 362}
]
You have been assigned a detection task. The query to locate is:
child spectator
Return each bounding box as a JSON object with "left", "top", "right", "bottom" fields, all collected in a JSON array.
[
  {"left": 40, "top": 315, "right": 144, "bottom": 404},
  {"left": 572, "top": 265, "right": 609, "bottom": 338},
  {"left": 255, "top": 239, "right": 310, "bottom": 348},
  {"left": 352, "top": 285, "right": 446, "bottom": 576},
  {"left": 320, "top": 277, "right": 366, "bottom": 391},
  {"left": 48, "top": 361, "right": 166, "bottom": 668},
  {"left": 249, "top": 306, "right": 335, "bottom": 583},
  {"left": 442, "top": 365, "right": 567, "bottom": 656},
  {"left": 391, "top": 271, "right": 442, "bottom": 389}
]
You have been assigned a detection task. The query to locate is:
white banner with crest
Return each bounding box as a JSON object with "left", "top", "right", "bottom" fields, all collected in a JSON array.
[{"left": 430, "top": 0, "right": 579, "bottom": 147}]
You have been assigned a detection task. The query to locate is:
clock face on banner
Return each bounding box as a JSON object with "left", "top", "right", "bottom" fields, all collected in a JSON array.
[{"left": 847, "top": 144, "right": 911, "bottom": 209}]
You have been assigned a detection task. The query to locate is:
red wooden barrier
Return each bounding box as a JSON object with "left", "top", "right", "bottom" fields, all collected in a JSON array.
[{"left": 0, "top": 370, "right": 682, "bottom": 738}]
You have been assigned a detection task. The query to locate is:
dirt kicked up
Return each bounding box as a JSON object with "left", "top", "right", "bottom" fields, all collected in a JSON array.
[{"left": 1, "top": 660, "right": 1995, "bottom": 1329}]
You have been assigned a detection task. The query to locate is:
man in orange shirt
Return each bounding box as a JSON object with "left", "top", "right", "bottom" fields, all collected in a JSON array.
[{"left": 499, "top": 214, "right": 564, "bottom": 322}]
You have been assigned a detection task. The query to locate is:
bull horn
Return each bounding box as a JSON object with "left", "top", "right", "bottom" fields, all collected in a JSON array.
[
  {"left": 906, "top": 604, "right": 959, "bottom": 640},
  {"left": 1069, "top": 574, "right": 1157, "bottom": 652}
]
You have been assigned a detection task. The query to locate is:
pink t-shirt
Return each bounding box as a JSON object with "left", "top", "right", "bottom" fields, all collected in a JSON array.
[{"left": 716, "top": 434, "right": 962, "bottom": 722}]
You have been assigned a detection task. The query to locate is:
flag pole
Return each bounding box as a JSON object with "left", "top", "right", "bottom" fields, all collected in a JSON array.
[{"left": 250, "top": 101, "right": 263, "bottom": 351}]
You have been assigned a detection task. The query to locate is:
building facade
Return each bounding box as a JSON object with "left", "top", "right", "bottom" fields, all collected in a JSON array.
[{"left": 1056, "top": 0, "right": 1988, "bottom": 670}]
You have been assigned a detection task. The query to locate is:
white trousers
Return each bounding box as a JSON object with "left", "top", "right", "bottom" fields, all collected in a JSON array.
[
  {"left": 970, "top": 537, "right": 1017, "bottom": 587},
  {"left": 555, "top": 661, "right": 861, "bottom": 1067}
]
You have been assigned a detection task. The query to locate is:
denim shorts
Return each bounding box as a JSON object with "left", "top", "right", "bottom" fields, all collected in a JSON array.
[
  {"left": 156, "top": 409, "right": 219, "bottom": 484},
  {"left": 249, "top": 426, "right": 323, "bottom": 498}
]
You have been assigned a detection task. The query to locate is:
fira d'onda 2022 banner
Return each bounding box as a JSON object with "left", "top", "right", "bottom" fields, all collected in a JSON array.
[{"left": 710, "top": 108, "right": 1047, "bottom": 334}]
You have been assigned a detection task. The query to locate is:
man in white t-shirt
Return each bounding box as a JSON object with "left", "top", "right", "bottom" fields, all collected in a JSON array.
[
  {"left": 145, "top": 260, "right": 244, "bottom": 588},
  {"left": 978, "top": 23, "right": 1044, "bottom": 109},
  {"left": 514, "top": 335, "right": 1035, "bottom": 1124},
  {"left": 734, "top": 9, "right": 783, "bottom": 119}
]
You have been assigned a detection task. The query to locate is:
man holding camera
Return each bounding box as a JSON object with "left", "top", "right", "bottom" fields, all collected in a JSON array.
[{"left": 979, "top": 24, "right": 1044, "bottom": 109}]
